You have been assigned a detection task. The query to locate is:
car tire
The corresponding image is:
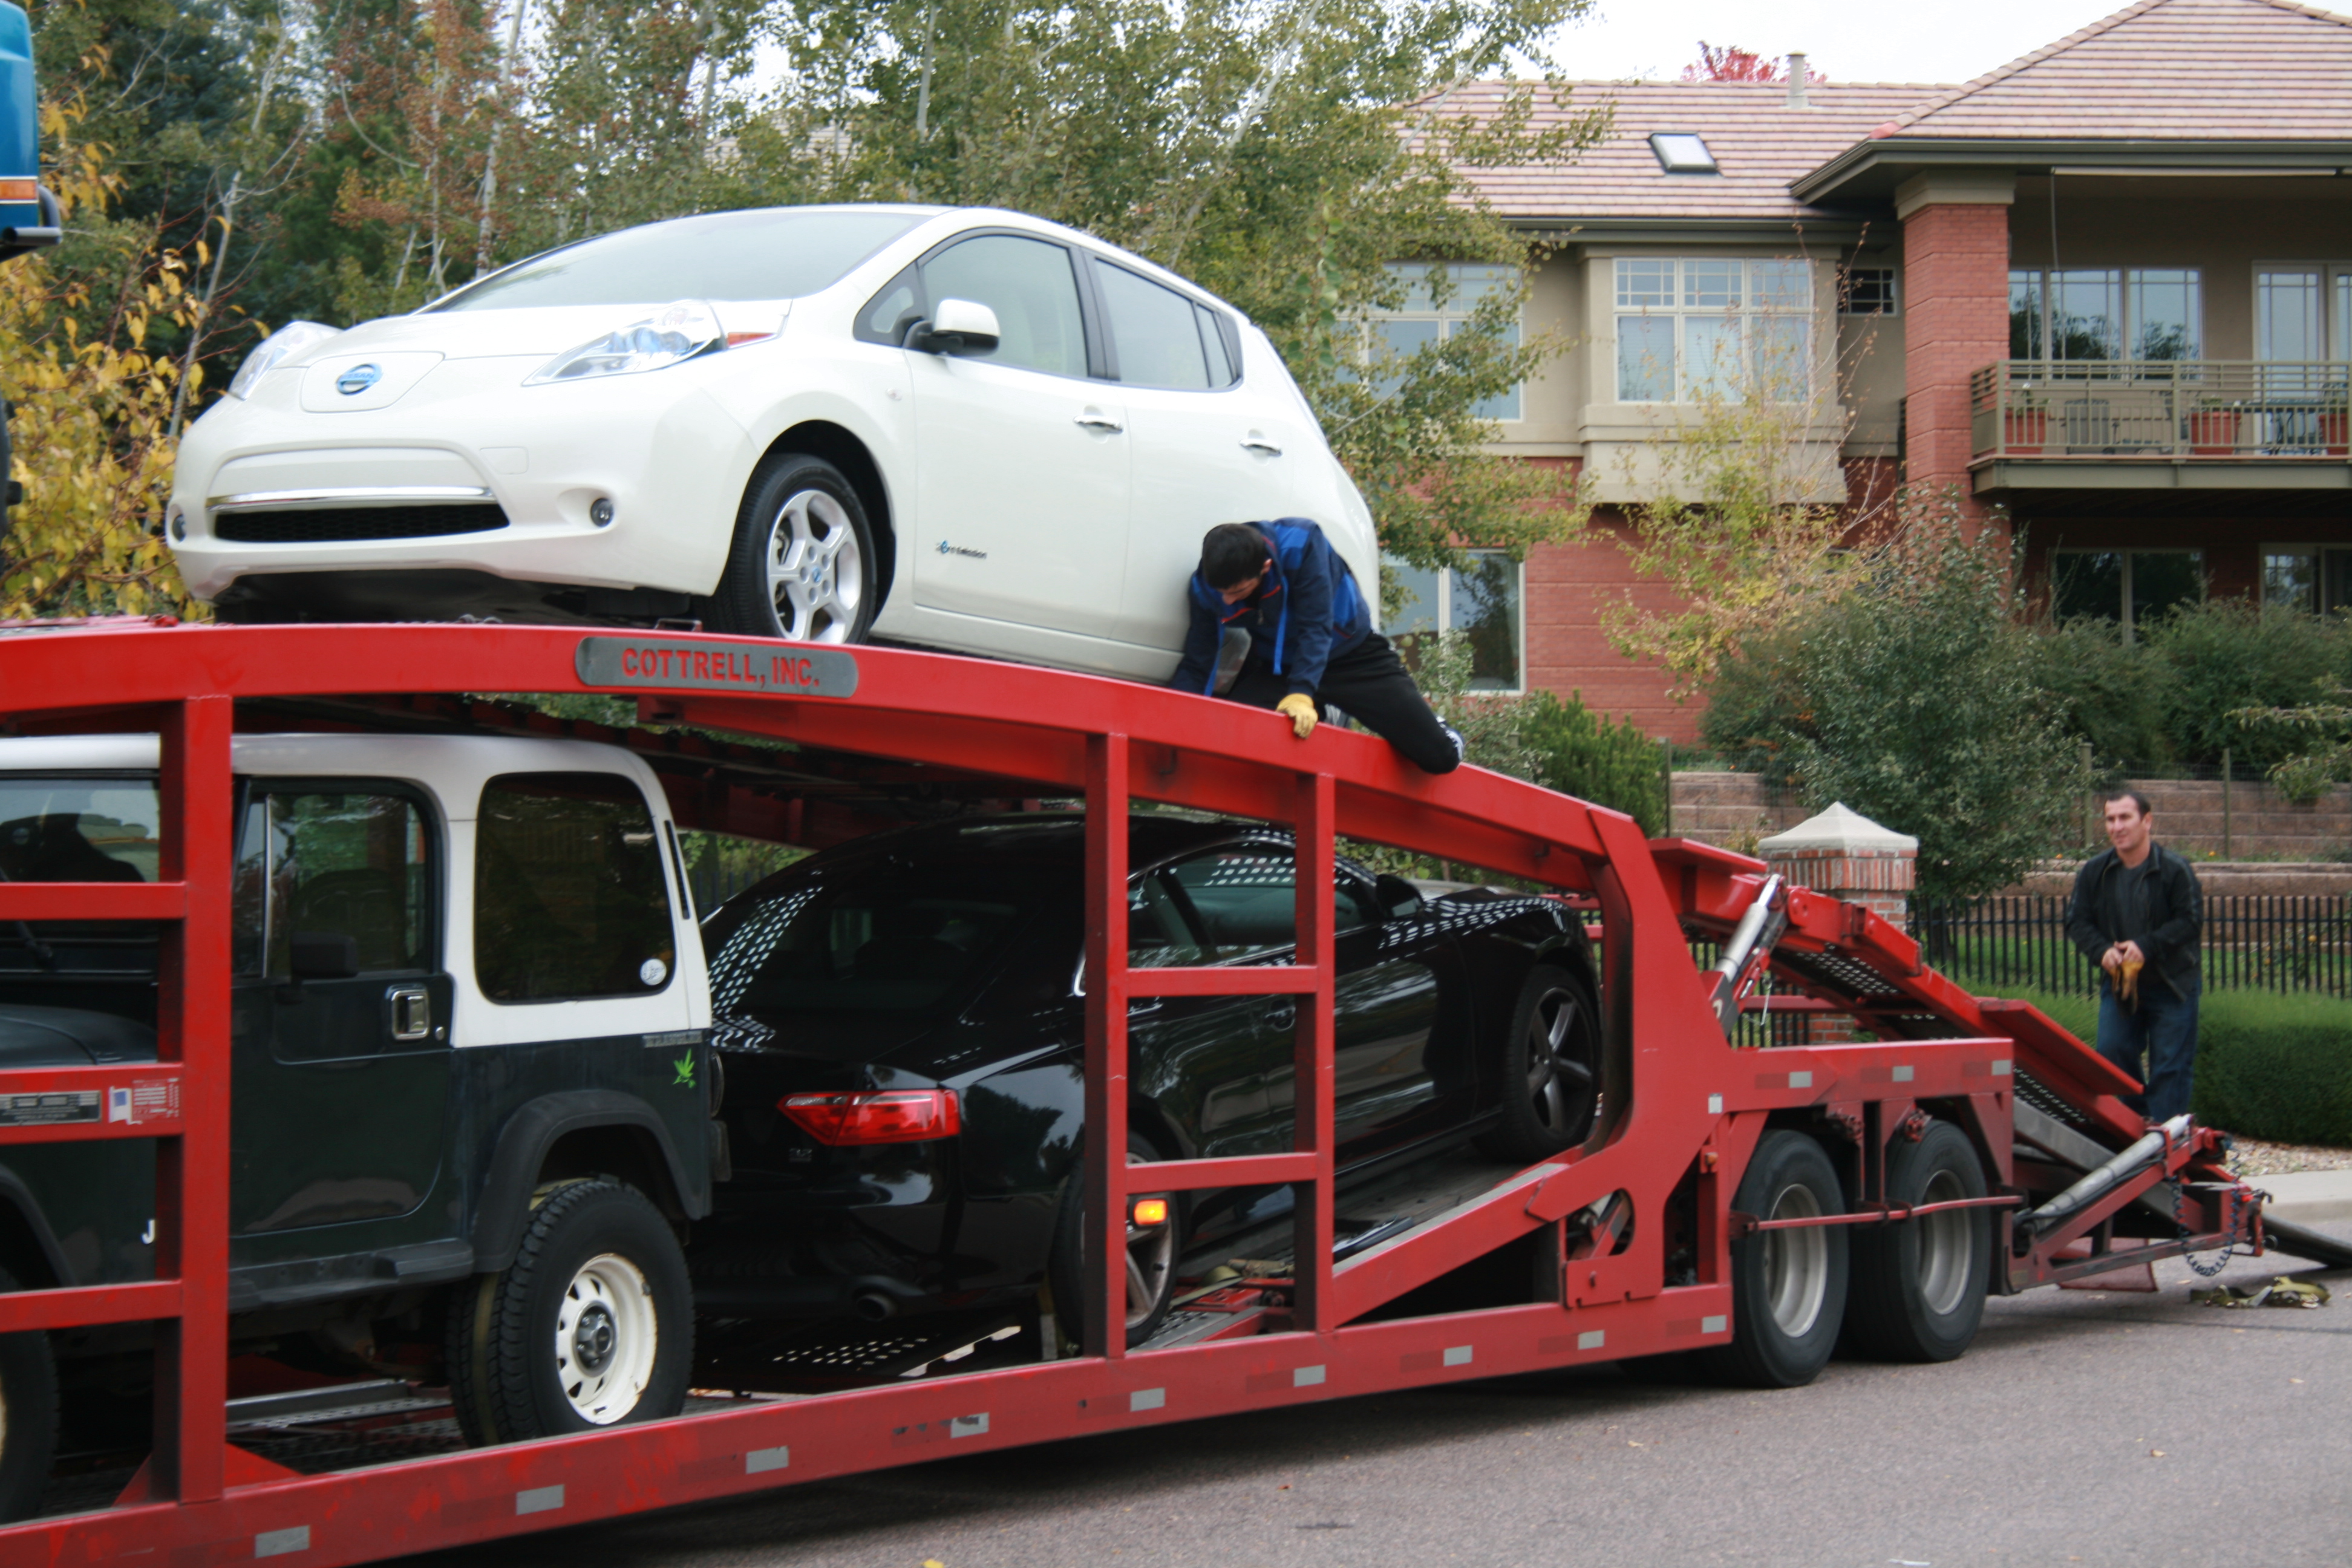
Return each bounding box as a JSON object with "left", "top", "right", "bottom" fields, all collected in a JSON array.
[
  {"left": 0, "top": 1265, "right": 59, "bottom": 1524},
  {"left": 446, "top": 1180, "right": 693, "bottom": 1445},
  {"left": 1474, "top": 964, "right": 1601, "bottom": 1164},
  {"left": 1699, "top": 1131, "right": 1849, "bottom": 1389},
  {"left": 1843, "top": 1119, "right": 1990, "bottom": 1363},
  {"left": 1048, "top": 1131, "right": 1182, "bottom": 1353},
  {"left": 710, "top": 452, "right": 877, "bottom": 643}
]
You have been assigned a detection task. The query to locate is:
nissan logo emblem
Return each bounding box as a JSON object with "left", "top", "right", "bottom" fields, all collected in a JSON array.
[{"left": 336, "top": 363, "right": 383, "bottom": 396}]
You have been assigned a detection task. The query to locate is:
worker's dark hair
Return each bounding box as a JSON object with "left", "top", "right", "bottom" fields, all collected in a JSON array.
[
  {"left": 1200, "top": 523, "right": 1272, "bottom": 589},
  {"left": 2102, "top": 788, "right": 2153, "bottom": 818}
]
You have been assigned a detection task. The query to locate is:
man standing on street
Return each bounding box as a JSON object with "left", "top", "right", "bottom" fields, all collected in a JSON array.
[
  {"left": 1169, "top": 520, "right": 1463, "bottom": 774},
  {"left": 2064, "top": 789, "right": 2204, "bottom": 1122}
]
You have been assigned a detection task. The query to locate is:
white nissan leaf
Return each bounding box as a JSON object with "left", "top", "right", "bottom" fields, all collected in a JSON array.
[{"left": 168, "top": 204, "right": 1379, "bottom": 681}]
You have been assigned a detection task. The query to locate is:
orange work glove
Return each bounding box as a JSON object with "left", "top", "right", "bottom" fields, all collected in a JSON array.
[
  {"left": 2118, "top": 958, "right": 2143, "bottom": 1009},
  {"left": 1275, "top": 693, "right": 1318, "bottom": 740}
]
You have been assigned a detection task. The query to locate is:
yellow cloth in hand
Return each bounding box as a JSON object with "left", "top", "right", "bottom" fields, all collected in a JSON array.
[
  {"left": 1275, "top": 693, "right": 1318, "bottom": 740},
  {"left": 2118, "top": 958, "right": 2143, "bottom": 1008}
]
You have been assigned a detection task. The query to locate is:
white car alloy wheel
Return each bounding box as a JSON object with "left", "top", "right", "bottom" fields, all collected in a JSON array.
[
  {"left": 765, "top": 488, "right": 865, "bottom": 642},
  {"left": 554, "top": 1252, "right": 659, "bottom": 1425}
]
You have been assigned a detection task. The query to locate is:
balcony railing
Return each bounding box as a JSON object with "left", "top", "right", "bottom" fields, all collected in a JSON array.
[{"left": 1970, "top": 360, "right": 2350, "bottom": 462}]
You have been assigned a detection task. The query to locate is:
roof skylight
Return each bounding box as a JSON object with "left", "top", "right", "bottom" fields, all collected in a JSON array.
[{"left": 1649, "top": 132, "right": 1719, "bottom": 175}]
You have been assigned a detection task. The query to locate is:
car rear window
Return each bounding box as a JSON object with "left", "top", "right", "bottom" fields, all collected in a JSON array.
[
  {"left": 474, "top": 773, "right": 676, "bottom": 1004},
  {"left": 430, "top": 209, "right": 927, "bottom": 311},
  {"left": 710, "top": 861, "right": 1047, "bottom": 1018},
  {"left": 0, "top": 776, "right": 159, "bottom": 883}
]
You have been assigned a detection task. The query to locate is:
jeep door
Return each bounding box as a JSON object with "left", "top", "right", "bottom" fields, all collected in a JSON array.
[{"left": 228, "top": 782, "right": 456, "bottom": 1249}]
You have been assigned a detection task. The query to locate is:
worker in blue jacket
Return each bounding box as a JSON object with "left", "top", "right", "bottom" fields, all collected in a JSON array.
[{"left": 1169, "top": 520, "right": 1463, "bottom": 774}]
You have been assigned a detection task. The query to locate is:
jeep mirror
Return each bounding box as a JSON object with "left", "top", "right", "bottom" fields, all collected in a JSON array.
[
  {"left": 287, "top": 931, "right": 360, "bottom": 981},
  {"left": 910, "top": 298, "right": 1002, "bottom": 357}
]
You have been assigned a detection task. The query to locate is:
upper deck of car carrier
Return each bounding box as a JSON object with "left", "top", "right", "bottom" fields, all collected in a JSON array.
[{"left": 0, "top": 616, "right": 2330, "bottom": 1568}]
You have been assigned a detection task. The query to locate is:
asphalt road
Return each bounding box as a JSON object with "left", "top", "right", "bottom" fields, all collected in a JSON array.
[{"left": 398, "top": 1224, "right": 2352, "bottom": 1568}]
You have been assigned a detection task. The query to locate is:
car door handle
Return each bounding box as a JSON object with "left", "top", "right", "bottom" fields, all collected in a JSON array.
[
  {"left": 1075, "top": 411, "right": 1124, "bottom": 433},
  {"left": 387, "top": 984, "right": 431, "bottom": 1041},
  {"left": 1240, "top": 436, "right": 1284, "bottom": 456},
  {"left": 1264, "top": 998, "right": 1297, "bottom": 1028}
]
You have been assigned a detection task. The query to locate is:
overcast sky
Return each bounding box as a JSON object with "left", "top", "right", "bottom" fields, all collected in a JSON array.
[{"left": 1545, "top": 0, "right": 2135, "bottom": 86}]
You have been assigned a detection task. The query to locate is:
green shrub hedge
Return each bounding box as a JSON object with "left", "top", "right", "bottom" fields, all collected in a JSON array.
[
  {"left": 1521, "top": 688, "right": 1668, "bottom": 837},
  {"left": 1953, "top": 979, "right": 2352, "bottom": 1146}
]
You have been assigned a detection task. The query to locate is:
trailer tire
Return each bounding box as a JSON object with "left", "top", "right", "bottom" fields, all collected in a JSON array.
[
  {"left": 710, "top": 453, "right": 877, "bottom": 644},
  {"left": 1048, "top": 1131, "right": 1182, "bottom": 1353},
  {"left": 1702, "top": 1131, "right": 1848, "bottom": 1389},
  {"left": 1844, "top": 1120, "right": 1990, "bottom": 1362},
  {"left": 1476, "top": 965, "right": 1601, "bottom": 1163},
  {"left": 0, "top": 1266, "right": 58, "bottom": 1524},
  {"left": 446, "top": 1180, "right": 692, "bottom": 1445}
]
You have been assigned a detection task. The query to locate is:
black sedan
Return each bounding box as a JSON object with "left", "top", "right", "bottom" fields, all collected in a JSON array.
[{"left": 690, "top": 814, "right": 1599, "bottom": 1348}]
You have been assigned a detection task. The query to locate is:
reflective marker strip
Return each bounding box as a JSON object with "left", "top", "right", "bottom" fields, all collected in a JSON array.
[
  {"left": 1442, "top": 1345, "right": 1472, "bottom": 1367},
  {"left": 1131, "top": 1388, "right": 1166, "bottom": 1412},
  {"left": 1992, "top": 1059, "right": 2012, "bottom": 1077},
  {"left": 1576, "top": 1330, "right": 1605, "bottom": 1351},
  {"left": 256, "top": 1526, "right": 311, "bottom": 1558},
  {"left": 516, "top": 1485, "right": 564, "bottom": 1516},
  {"left": 1708, "top": 1094, "right": 1723, "bottom": 1114},
  {"left": 1702, "top": 1315, "right": 1727, "bottom": 1334},
  {"left": 1892, "top": 1065, "right": 1915, "bottom": 1083},
  {"left": 1293, "top": 1365, "right": 1326, "bottom": 1387},
  {"left": 951, "top": 1412, "right": 991, "bottom": 1437},
  {"left": 1787, "top": 1071, "right": 1813, "bottom": 1089},
  {"left": 746, "top": 1446, "right": 790, "bottom": 1475}
]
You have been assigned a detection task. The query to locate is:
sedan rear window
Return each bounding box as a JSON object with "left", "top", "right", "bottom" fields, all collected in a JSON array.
[
  {"left": 430, "top": 209, "right": 927, "bottom": 312},
  {"left": 712, "top": 863, "right": 1044, "bottom": 1016}
]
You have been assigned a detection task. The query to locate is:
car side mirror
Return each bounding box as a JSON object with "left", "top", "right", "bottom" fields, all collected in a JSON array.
[
  {"left": 288, "top": 931, "right": 359, "bottom": 981},
  {"left": 910, "top": 297, "right": 1001, "bottom": 357},
  {"left": 1373, "top": 874, "right": 1424, "bottom": 921}
]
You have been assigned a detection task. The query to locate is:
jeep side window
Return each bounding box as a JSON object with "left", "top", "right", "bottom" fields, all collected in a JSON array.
[
  {"left": 474, "top": 772, "right": 676, "bottom": 1003},
  {"left": 230, "top": 789, "right": 432, "bottom": 978}
]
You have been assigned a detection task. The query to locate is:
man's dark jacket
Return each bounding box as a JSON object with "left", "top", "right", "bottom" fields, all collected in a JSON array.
[
  {"left": 1168, "top": 518, "right": 1370, "bottom": 698},
  {"left": 2063, "top": 844, "right": 2203, "bottom": 999}
]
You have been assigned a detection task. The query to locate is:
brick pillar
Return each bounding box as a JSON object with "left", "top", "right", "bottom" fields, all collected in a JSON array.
[
  {"left": 1761, "top": 804, "right": 1917, "bottom": 1045},
  {"left": 1896, "top": 171, "right": 2014, "bottom": 515}
]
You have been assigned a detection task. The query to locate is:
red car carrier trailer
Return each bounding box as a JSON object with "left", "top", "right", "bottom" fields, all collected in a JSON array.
[{"left": 0, "top": 618, "right": 2340, "bottom": 1566}]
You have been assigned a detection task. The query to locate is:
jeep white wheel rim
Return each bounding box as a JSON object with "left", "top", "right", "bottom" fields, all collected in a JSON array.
[
  {"left": 555, "top": 1252, "right": 658, "bottom": 1425},
  {"left": 765, "top": 488, "right": 864, "bottom": 643}
]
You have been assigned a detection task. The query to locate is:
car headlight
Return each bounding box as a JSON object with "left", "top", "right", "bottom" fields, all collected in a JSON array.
[
  {"left": 525, "top": 299, "right": 724, "bottom": 385},
  {"left": 228, "top": 320, "right": 343, "bottom": 400}
]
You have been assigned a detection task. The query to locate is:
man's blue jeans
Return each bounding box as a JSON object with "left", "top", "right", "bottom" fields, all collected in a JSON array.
[{"left": 2096, "top": 972, "right": 2200, "bottom": 1122}]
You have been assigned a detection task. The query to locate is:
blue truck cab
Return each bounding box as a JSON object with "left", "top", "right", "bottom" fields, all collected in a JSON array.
[{"left": 0, "top": 2, "right": 54, "bottom": 261}]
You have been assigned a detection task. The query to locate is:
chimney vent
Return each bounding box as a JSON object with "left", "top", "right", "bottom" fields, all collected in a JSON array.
[{"left": 1787, "top": 53, "right": 1811, "bottom": 109}]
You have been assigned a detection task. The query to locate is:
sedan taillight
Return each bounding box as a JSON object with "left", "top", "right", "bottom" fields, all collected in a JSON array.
[{"left": 779, "top": 1089, "right": 961, "bottom": 1145}]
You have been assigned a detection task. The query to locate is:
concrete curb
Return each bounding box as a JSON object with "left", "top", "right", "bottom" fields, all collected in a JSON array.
[{"left": 2253, "top": 1169, "right": 2352, "bottom": 1224}]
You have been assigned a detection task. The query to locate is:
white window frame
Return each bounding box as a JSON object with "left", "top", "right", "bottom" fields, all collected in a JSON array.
[
  {"left": 1381, "top": 549, "right": 1526, "bottom": 694},
  {"left": 1362, "top": 263, "right": 1524, "bottom": 423},
  {"left": 2250, "top": 263, "right": 2352, "bottom": 363},
  {"left": 1612, "top": 256, "right": 1817, "bottom": 405},
  {"left": 2007, "top": 267, "right": 2204, "bottom": 361}
]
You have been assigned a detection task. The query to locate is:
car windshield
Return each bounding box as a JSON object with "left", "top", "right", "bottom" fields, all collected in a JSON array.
[
  {"left": 708, "top": 860, "right": 1046, "bottom": 1018},
  {"left": 428, "top": 208, "right": 929, "bottom": 312}
]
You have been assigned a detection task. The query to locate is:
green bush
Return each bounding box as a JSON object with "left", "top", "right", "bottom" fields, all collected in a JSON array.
[
  {"left": 1950, "top": 979, "right": 2352, "bottom": 1146},
  {"left": 1697, "top": 620, "right": 1810, "bottom": 783},
  {"left": 2028, "top": 617, "right": 2174, "bottom": 771},
  {"left": 1521, "top": 689, "right": 1668, "bottom": 836},
  {"left": 2141, "top": 599, "right": 2346, "bottom": 769}
]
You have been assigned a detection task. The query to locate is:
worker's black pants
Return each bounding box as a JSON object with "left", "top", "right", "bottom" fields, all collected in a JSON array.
[{"left": 1227, "top": 632, "right": 1461, "bottom": 774}]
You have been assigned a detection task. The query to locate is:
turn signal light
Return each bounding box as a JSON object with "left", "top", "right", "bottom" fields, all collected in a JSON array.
[
  {"left": 0, "top": 180, "right": 36, "bottom": 203},
  {"left": 1131, "top": 1198, "right": 1169, "bottom": 1226},
  {"left": 779, "top": 1089, "right": 961, "bottom": 1145}
]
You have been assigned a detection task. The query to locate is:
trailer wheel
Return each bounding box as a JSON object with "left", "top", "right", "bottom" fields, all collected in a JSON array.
[
  {"left": 447, "top": 1180, "right": 693, "bottom": 1445},
  {"left": 1475, "top": 964, "right": 1600, "bottom": 1163},
  {"left": 1844, "top": 1120, "right": 1990, "bottom": 1362},
  {"left": 1048, "top": 1132, "right": 1182, "bottom": 1353},
  {"left": 0, "top": 1266, "right": 59, "bottom": 1523},
  {"left": 1702, "top": 1131, "right": 1848, "bottom": 1389},
  {"left": 710, "top": 453, "right": 877, "bottom": 643}
]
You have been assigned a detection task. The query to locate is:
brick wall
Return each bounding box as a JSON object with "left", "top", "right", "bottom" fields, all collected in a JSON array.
[{"left": 1899, "top": 201, "right": 2011, "bottom": 505}]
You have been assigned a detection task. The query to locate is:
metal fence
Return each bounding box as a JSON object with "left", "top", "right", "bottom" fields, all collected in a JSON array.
[{"left": 1912, "top": 894, "right": 2352, "bottom": 999}]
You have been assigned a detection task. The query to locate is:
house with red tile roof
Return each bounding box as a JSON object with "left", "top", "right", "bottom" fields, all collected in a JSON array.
[{"left": 1412, "top": 0, "right": 2352, "bottom": 742}]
